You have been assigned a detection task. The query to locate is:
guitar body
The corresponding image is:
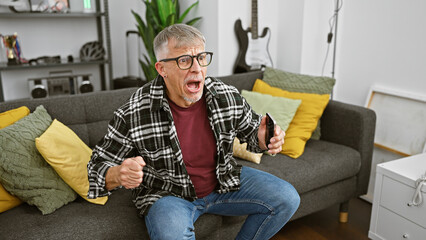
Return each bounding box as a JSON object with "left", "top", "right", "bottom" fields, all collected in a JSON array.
[
  {"left": 234, "top": 19, "right": 251, "bottom": 73},
  {"left": 233, "top": 20, "right": 273, "bottom": 73},
  {"left": 245, "top": 28, "right": 273, "bottom": 71}
]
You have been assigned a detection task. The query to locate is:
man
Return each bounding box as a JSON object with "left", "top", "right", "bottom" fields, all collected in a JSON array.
[{"left": 88, "top": 24, "right": 299, "bottom": 240}]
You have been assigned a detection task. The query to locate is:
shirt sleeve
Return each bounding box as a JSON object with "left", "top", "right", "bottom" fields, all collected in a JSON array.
[
  {"left": 87, "top": 108, "right": 136, "bottom": 199},
  {"left": 235, "top": 95, "right": 264, "bottom": 153}
]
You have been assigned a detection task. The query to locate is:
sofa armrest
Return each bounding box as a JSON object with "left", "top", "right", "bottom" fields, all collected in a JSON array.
[{"left": 320, "top": 100, "right": 376, "bottom": 196}]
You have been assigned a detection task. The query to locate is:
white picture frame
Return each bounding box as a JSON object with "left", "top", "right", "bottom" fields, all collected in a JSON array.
[
  {"left": 365, "top": 85, "right": 426, "bottom": 156},
  {"left": 362, "top": 85, "right": 426, "bottom": 202}
]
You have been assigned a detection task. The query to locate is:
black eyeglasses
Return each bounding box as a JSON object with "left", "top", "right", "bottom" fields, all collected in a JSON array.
[{"left": 159, "top": 52, "right": 213, "bottom": 70}]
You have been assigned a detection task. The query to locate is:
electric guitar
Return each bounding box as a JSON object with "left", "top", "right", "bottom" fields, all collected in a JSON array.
[{"left": 234, "top": 0, "right": 273, "bottom": 73}]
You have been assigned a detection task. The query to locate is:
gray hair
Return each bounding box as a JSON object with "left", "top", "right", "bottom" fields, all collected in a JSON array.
[{"left": 153, "top": 24, "right": 206, "bottom": 60}]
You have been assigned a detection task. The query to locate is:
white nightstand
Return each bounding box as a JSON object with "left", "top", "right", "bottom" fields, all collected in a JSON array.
[{"left": 369, "top": 153, "right": 426, "bottom": 240}]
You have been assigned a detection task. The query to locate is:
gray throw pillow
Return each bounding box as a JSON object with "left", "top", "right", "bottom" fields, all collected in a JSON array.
[
  {"left": 263, "top": 67, "right": 336, "bottom": 139},
  {"left": 0, "top": 105, "right": 77, "bottom": 215}
]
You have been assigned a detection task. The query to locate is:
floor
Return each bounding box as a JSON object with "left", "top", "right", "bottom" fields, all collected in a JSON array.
[{"left": 272, "top": 197, "right": 372, "bottom": 240}]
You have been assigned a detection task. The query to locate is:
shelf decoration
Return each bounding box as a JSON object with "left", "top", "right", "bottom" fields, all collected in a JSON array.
[
  {"left": 0, "top": 33, "right": 27, "bottom": 65},
  {"left": 83, "top": 0, "right": 94, "bottom": 13},
  {"left": 7, "top": 0, "right": 69, "bottom": 13}
]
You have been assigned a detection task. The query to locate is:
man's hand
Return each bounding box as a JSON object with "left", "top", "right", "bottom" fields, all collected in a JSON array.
[
  {"left": 105, "top": 156, "right": 146, "bottom": 190},
  {"left": 258, "top": 116, "right": 285, "bottom": 155}
]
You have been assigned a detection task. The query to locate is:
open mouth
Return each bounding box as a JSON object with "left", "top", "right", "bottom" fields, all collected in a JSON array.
[{"left": 186, "top": 80, "right": 202, "bottom": 93}]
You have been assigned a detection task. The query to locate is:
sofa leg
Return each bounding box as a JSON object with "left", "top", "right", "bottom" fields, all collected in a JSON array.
[{"left": 339, "top": 201, "right": 349, "bottom": 223}]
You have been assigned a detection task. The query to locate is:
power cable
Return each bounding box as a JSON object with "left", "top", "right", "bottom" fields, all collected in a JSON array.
[{"left": 321, "top": 0, "right": 343, "bottom": 77}]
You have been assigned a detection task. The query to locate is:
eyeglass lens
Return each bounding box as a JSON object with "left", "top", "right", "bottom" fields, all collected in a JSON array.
[{"left": 177, "top": 52, "right": 212, "bottom": 69}]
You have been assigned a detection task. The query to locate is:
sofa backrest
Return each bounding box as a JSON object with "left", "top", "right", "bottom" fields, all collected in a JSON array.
[
  {"left": 0, "top": 88, "right": 137, "bottom": 148},
  {"left": 217, "top": 71, "right": 263, "bottom": 93}
]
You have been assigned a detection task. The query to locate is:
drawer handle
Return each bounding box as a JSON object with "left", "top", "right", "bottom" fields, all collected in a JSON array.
[
  {"left": 408, "top": 173, "right": 426, "bottom": 207},
  {"left": 403, "top": 233, "right": 409, "bottom": 238}
]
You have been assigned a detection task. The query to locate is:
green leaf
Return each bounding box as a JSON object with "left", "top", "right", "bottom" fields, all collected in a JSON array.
[
  {"left": 156, "top": 0, "right": 173, "bottom": 26},
  {"left": 178, "top": 0, "right": 199, "bottom": 23},
  {"left": 132, "top": 10, "right": 146, "bottom": 31},
  {"left": 145, "top": 1, "right": 161, "bottom": 30},
  {"left": 132, "top": 10, "right": 151, "bottom": 50},
  {"left": 144, "top": 23, "right": 155, "bottom": 53},
  {"left": 140, "top": 59, "right": 151, "bottom": 80},
  {"left": 175, "top": 0, "right": 180, "bottom": 19},
  {"left": 140, "top": 55, "right": 158, "bottom": 81},
  {"left": 185, "top": 16, "right": 202, "bottom": 26},
  {"left": 166, "top": 13, "right": 176, "bottom": 26}
]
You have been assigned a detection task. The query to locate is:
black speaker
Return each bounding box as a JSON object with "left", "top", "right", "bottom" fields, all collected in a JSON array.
[
  {"left": 78, "top": 75, "right": 94, "bottom": 93},
  {"left": 28, "top": 79, "right": 48, "bottom": 98}
]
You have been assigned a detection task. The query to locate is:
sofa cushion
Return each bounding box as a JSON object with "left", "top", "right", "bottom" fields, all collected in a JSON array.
[
  {"left": 36, "top": 119, "right": 108, "bottom": 205},
  {"left": 241, "top": 90, "right": 301, "bottom": 132},
  {"left": 237, "top": 139, "right": 361, "bottom": 194},
  {"left": 0, "top": 106, "right": 30, "bottom": 128},
  {"left": 252, "top": 79, "right": 329, "bottom": 158},
  {"left": 0, "top": 106, "right": 29, "bottom": 212},
  {"left": 0, "top": 106, "right": 77, "bottom": 215},
  {"left": 0, "top": 184, "right": 22, "bottom": 213},
  {"left": 234, "top": 90, "right": 301, "bottom": 164},
  {"left": 233, "top": 137, "right": 263, "bottom": 164},
  {"left": 263, "top": 67, "right": 335, "bottom": 95},
  {"left": 263, "top": 67, "right": 336, "bottom": 140}
]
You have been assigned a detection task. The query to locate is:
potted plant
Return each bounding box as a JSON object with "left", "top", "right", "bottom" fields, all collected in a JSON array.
[{"left": 132, "top": 0, "right": 201, "bottom": 81}]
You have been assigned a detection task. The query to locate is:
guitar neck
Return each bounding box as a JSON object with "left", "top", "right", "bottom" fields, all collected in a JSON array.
[{"left": 251, "top": 0, "right": 258, "bottom": 39}]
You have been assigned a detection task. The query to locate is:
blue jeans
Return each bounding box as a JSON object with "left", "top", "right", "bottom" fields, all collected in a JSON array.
[{"left": 145, "top": 167, "right": 300, "bottom": 240}]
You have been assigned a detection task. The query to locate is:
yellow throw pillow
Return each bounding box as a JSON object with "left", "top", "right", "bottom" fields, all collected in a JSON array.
[
  {"left": 233, "top": 138, "right": 263, "bottom": 164},
  {"left": 0, "top": 183, "right": 22, "bottom": 213},
  {"left": 0, "top": 106, "right": 28, "bottom": 212},
  {"left": 252, "top": 79, "right": 330, "bottom": 158},
  {"left": 35, "top": 119, "right": 108, "bottom": 205},
  {"left": 0, "top": 106, "right": 30, "bottom": 129}
]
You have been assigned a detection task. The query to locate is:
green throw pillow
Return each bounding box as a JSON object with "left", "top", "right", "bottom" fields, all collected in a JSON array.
[
  {"left": 263, "top": 67, "right": 336, "bottom": 94},
  {"left": 242, "top": 90, "right": 301, "bottom": 132},
  {"left": 263, "top": 67, "right": 336, "bottom": 139},
  {"left": 0, "top": 105, "right": 77, "bottom": 215}
]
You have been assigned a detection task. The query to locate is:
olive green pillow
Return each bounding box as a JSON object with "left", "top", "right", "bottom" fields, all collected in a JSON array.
[
  {"left": 0, "top": 105, "right": 77, "bottom": 215},
  {"left": 263, "top": 67, "right": 335, "bottom": 139}
]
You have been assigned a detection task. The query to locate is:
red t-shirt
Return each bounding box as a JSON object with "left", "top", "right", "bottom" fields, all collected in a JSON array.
[{"left": 168, "top": 96, "right": 218, "bottom": 198}]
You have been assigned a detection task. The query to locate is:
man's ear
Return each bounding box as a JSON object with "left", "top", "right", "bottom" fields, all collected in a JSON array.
[{"left": 155, "top": 62, "right": 166, "bottom": 78}]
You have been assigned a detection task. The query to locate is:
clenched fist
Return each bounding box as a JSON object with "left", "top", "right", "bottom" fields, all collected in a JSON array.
[{"left": 105, "top": 156, "right": 146, "bottom": 190}]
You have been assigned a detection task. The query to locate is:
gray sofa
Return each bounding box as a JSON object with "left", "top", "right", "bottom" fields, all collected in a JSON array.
[{"left": 0, "top": 71, "right": 376, "bottom": 239}]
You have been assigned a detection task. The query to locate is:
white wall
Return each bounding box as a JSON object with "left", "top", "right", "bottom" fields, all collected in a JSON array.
[
  {"left": 300, "top": 0, "right": 335, "bottom": 77},
  {"left": 334, "top": 0, "right": 426, "bottom": 106},
  {"left": 195, "top": 0, "right": 219, "bottom": 76},
  {"left": 108, "top": 0, "right": 144, "bottom": 78},
  {"left": 276, "top": 0, "right": 305, "bottom": 73}
]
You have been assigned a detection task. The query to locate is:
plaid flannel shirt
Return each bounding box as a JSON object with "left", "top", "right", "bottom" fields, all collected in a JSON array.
[{"left": 87, "top": 75, "right": 262, "bottom": 215}]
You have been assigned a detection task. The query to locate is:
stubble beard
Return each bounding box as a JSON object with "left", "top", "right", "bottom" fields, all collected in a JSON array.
[{"left": 183, "top": 93, "right": 202, "bottom": 103}]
